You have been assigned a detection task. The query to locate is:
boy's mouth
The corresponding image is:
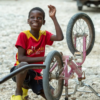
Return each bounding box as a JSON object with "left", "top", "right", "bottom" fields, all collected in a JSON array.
[{"left": 32, "top": 23, "right": 39, "bottom": 27}]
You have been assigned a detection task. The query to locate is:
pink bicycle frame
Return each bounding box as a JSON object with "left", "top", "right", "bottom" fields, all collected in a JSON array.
[
  {"left": 49, "top": 34, "right": 87, "bottom": 87},
  {"left": 62, "top": 34, "right": 87, "bottom": 86}
]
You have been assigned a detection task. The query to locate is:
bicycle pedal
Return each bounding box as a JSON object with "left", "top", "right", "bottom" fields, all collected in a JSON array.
[
  {"left": 70, "top": 74, "right": 76, "bottom": 79},
  {"left": 74, "top": 52, "right": 82, "bottom": 56},
  {"left": 74, "top": 52, "right": 83, "bottom": 62}
]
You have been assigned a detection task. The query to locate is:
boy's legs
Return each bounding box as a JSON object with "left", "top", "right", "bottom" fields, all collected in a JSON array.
[
  {"left": 39, "top": 87, "right": 54, "bottom": 100},
  {"left": 15, "top": 62, "right": 28, "bottom": 96},
  {"left": 11, "top": 64, "right": 54, "bottom": 100},
  {"left": 28, "top": 70, "right": 54, "bottom": 100},
  {"left": 39, "top": 89, "right": 46, "bottom": 99}
]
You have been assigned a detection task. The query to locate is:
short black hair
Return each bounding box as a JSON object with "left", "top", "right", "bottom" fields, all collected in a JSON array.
[{"left": 28, "top": 7, "right": 45, "bottom": 20}]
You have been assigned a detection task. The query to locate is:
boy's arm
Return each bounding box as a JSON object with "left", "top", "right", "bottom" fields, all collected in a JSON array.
[
  {"left": 18, "top": 46, "right": 46, "bottom": 63},
  {"left": 48, "top": 5, "right": 64, "bottom": 41}
]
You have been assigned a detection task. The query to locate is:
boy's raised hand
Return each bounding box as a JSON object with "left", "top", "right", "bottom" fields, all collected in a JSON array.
[
  {"left": 48, "top": 5, "right": 56, "bottom": 19},
  {"left": 48, "top": 5, "right": 64, "bottom": 41}
]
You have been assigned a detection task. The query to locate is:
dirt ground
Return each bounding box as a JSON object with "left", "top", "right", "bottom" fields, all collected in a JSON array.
[{"left": 0, "top": 0, "right": 100, "bottom": 100}]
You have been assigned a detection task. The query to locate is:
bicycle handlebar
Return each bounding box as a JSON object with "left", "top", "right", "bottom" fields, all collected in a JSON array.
[{"left": 0, "top": 64, "right": 46, "bottom": 84}]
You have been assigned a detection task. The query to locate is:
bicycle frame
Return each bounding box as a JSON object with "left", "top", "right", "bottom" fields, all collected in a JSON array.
[
  {"left": 48, "top": 33, "right": 100, "bottom": 99},
  {"left": 49, "top": 34, "right": 90, "bottom": 99},
  {"left": 62, "top": 34, "right": 87, "bottom": 86},
  {"left": 50, "top": 33, "right": 87, "bottom": 85}
]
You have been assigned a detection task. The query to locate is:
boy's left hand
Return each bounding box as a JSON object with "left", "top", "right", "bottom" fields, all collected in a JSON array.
[{"left": 48, "top": 5, "right": 56, "bottom": 19}]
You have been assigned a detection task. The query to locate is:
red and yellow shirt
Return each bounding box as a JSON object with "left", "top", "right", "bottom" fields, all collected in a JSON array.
[{"left": 14, "top": 30, "right": 53, "bottom": 73}]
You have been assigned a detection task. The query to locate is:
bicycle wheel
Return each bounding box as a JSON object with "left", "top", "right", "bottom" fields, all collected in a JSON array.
[
  {"left": 66, "top": 13, "right": 95, "bottom": 55},
  {"left": 43, "top": 50, "right": 64, "bottom": 100}
]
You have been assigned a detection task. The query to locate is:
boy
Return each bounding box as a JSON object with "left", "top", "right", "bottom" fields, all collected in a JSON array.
[{"left": 10, "top": 5, "right": 64, "bottom": 100}]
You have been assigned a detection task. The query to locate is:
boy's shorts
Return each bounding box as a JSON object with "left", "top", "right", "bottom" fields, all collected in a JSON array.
[{"left": 10, "top": 66, "right": 43, "bottom": 95}]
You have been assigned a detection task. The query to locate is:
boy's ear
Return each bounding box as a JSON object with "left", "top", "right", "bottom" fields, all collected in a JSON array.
[{"left": 43, "top": 20, "right": 45, "bottom": 25}]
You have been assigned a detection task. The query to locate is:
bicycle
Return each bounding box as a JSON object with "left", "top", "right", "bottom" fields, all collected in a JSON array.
[
  {"left": 0, "top": 12, "right": 99, "bottom": 100},
  {"left": 43, "top": 13, "right": 100, "bottom": 100}
]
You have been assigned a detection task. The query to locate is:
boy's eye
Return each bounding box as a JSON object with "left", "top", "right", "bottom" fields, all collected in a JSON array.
[
  {"left": 31, "top": 16, "right": 35, "bottom": 19},
  {"left": 38, "top": 17, "right": 42, "bottom": 19},
  {"left": 38, "top": 17, "right": 41, "bottom": 19},
  {"left": 30, "top": 16, "right": 42, "bottom": 20}
]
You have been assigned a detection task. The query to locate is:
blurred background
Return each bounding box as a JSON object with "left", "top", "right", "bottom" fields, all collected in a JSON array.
[{"left": 0, "top": 0, "right": 100, "bottom": 100}]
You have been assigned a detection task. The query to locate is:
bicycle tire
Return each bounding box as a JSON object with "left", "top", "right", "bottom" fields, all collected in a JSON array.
[
  {"left": 66, "top": 13, "right": 95, "bottom": 55},
  {"left": 43, "top": 50, "right": 64, "bottom": 100}
]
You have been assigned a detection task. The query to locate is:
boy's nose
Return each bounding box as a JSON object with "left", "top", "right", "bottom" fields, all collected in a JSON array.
[{"left": 34, "top": 17, "right": 38, "bottom": 21}]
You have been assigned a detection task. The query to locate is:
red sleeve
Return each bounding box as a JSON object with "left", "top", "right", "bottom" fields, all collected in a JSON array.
[
  {"left": 45, "top": 31, "right": 53, "bottom": 45},
  {"left": 15, "top": 32, "right": 27, "bottom": 50}
]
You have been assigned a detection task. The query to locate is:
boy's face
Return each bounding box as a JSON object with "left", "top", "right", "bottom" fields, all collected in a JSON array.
[{"left": 28, "top": 10, "right": 45, "bottom": 31}]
